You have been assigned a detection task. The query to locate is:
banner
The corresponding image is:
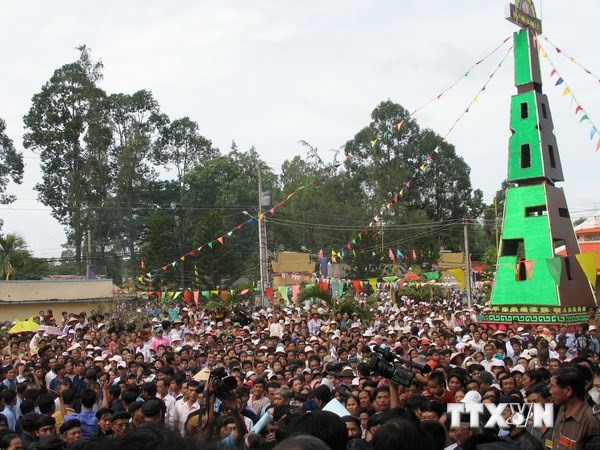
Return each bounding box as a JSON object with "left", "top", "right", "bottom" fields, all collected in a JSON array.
[
  {"left": 278, "top": 286, "right": 289, "bottom": 303},
  {"left": 546, "top": 257, "right": 562, "bottom": 286},
  {"left": 449, "top": 269, "right": 464, "bottom": 289},
  {"left": 576, "top": 253, "right": 597, "bottom": 286}
]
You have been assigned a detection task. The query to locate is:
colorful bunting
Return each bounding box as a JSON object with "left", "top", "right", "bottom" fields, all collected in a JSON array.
[
  {"left": 397, "top": 35, "right": 512, "bottom": 129},
  {"left": 142, "top": 169, "right": 333, "bottom": 280},
  {"left": 541, "top": 40, "right": 600, "bottom": 152}
]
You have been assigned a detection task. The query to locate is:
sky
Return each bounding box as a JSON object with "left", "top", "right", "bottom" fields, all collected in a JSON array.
[{"left": 1, "top": 1, "right": 599, "bottom": 259}]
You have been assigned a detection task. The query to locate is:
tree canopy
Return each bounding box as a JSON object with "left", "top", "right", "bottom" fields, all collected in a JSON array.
[{"left": 13, "top": 47, "right": 499, "bottom": 285}]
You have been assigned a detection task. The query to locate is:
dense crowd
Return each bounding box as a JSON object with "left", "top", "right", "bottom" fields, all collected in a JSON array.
[{"left": 1, "top": 292, "right": 600, "bottom": 450}]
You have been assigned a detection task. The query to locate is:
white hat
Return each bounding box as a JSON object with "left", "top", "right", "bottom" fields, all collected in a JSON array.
[
  {"left": 590, "top": 325, "right": 597, "bottom": 332},
  {"left": 109, "top": 355, "right": 123, "bottom": 363},
  {"left": 511, "top": 364, "right": 526, "bottom": 374},
  {"left": 460, "top": 391, "right": 482, "bottom": 404},
  {"left": 490, "top": 359, "right": 505, "bottom": 367},
  {"left": 117, "top": 361, "right": 127, "bottom": 369}
]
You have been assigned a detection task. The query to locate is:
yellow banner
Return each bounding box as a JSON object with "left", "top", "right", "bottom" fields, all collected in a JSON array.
[
  {"left": 368, "top": 278, "right": 378, "bottom": 292},
  {"left": 449, "top": 269, "right": 465, "bottom": 289},
  {"left": 576, "top": 253, "right": 597, "bottom": 286}
]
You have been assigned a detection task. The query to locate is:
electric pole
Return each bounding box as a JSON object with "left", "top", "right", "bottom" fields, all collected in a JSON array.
[
  {"left": 257, "top": 165, "right": 270, "bottom": 307},
  {"left": 463, "top": 217, "right": 472, "bottom": 309}
]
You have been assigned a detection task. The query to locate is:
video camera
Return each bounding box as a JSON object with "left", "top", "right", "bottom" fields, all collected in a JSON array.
[
  {"left": 210, "top": 367, "right": 237, "bottom": 400},
  {"left": 367, "top": 345, "right": 415, "bottom": 387}
]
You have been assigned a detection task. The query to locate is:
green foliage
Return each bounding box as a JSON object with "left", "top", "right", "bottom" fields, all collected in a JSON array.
[
  {"left": 0, "top": 118, "right": 24, "bottom": 207},
  {"left": 0, "top": 233, "right": 49, "bottom": 280},
  {"left": 398, "top": 283, "right": 445, "bottom": 302},
  {"left": 20, "top": 50, "right": 488, "bottom": 288}
]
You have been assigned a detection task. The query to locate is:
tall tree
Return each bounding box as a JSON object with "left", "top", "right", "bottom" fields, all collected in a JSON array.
[
  {"left": 105, "top": 90, "right": 165, "bottom": 261},
  {"left": 23, "top": 46, "right": 109, "bottom": 271},
  {"left": 155, "top": 116, "right": 217, "bottom": 285},
  {"left": 343, "top": 101, "right": 484, "bottom": 260},
  {"left": 0, "top": 119, "right": 24, "bottom": 211}
]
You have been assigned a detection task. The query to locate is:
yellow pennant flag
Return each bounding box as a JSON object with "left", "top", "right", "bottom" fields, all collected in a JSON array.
[
  {"left": 371, "top": 139, "right": 378, "bottom": 148},
  {"left": 368, "top": 278, "right": 378, "bottom": 292},
  {"left": 575, "top": 253, "right": 597, "bottom": 286},
  {"left": 449, "top": 269, "right": 465, "bottom": 289},
  {"left": 562, "top": 87, "right": 571, "bottom": 96}
]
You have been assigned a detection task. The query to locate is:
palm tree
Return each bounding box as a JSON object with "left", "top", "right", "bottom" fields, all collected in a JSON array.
[{"left": 0, "top": 233, "right": 27, "bottom": 280}]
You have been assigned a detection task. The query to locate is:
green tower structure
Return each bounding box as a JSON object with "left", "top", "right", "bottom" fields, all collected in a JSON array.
[{"left": 487, "top": 0, "right": 596, "bottom": 327}]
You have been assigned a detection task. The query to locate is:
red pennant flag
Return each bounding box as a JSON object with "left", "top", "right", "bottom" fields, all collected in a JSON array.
[
  {"left": 352, "top": 280, "right": 363, "bottom": 293},
  {"left": 141, "top": 259, "right": 146, "bottom": 270},
  {"left": 412, "top": 249, "right": 417, "bottom": 259},
  {"left": 319, "top": 282, "right": 329, "bottom": 293},
  {"left": 217, "top": 237, "right": 224, "bottom": 245},
  {"left": 183, "top": 290, "right": 192, "bottom": 304},
  {"left": 405, "top": 181, "right": 411, "bottom": 188},
  {"left": 388, "top": 248, "right": 395, "bottom": 260},
  {"left": 346, "top": 243, "right": 352, "bottom": 249},
  {"left": 550, "top": 68, "right": 557, "bottom": 77},
  {"left": 265, "top": 287, "right": 274, "bottom": 300},
  {"left": 189, "top": 251, "right": 196, "bottom": 257},
  {"left": 555, "top": 47, "right": 561, "bottom": 53},
  {"left": 575, "top": 105, "right": 583, "bottom": 114},
  {"left": 269, "top": 208, "right": 276, "bottom": 214}
]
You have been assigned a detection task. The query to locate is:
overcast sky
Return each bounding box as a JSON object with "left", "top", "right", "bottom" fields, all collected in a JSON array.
[{"left": 1, "top": 1, "right": 599, "bottom": 259}]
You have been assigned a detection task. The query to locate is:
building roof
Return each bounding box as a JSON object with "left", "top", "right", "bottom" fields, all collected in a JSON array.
[
  {"left": 575, "top": 211, "right": 600, "bottom": 236},
  {"left": 556, "top": 242, "right": 600, "bottom": 274}
]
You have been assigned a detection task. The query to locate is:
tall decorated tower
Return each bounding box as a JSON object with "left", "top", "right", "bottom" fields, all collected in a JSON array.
[{"left": 487, "top": 0, "right": 596, "bottom": 327}]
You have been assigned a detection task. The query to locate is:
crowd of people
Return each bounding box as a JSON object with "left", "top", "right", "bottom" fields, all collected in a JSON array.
[{"left": 1, "top": 292, "right": 600, "bottom": 450}]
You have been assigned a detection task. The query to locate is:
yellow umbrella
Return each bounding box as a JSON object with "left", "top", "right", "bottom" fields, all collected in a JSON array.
[{"left": 9, "top": 318, "right": 40, "bottom": 334}]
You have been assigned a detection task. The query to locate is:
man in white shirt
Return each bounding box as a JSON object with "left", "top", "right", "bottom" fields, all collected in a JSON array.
[
  {"left": 174, "top": 380, "right": 201, "bottom": 436},
  {"left": 156, "top": 378, "right": 176, "bottom": 430}
]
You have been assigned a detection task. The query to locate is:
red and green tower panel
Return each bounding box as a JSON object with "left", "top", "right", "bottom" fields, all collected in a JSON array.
[{"left": 487, "top": 0, "right": 596, "bottom": 327}]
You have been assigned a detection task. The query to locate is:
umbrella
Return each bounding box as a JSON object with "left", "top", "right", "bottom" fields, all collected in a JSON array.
[
  {"left": 9, "top": 319, "right": 41, "bottom": 334},
  {"left": 42, "top": 325, "right": 64, "bottom": 336}
]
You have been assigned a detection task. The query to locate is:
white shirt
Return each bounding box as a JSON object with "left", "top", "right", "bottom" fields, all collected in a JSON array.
[
  {"left": 174, "top": 398, "right": 200, "bottom": 436},
  {"left": 159, "top": 393, "right": 176, "bottom": 431}
]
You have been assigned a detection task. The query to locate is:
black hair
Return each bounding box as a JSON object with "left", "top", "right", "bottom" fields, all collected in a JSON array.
[
  {"left": 276, "top": 410, "right": 347, "bottom": 450},
  {"left": 372, "top": 418, "right": 435, "bottom": 450}
]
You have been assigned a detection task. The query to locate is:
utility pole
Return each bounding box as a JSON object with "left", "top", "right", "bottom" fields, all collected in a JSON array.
[
  {"left": 463, "top": 217, "right": 472, "bottom": 309},
  {"left": 86, "top": 229, "right": 92, "bottom": 279},
  {"left": 257, "top": 165, "right": 270, "bottom": 307}
]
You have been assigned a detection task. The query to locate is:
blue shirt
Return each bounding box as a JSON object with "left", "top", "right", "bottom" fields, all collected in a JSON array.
[
  {"left": 64, "top": 410, "right": 98, "bottom": 440},
  {"left": 1, "top": 405, "right": 16, "bottom": 431}
]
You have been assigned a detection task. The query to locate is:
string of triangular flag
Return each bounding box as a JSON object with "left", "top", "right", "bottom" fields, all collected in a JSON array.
[
  {"left": 405, "top": 35, "right": 511, "bottom": 122},
  {"left": 329, "top": 44, "right": 513, "bottom": 264},
  {"left": 541, "top": 36, "right": 600, "bottom": 84},
  {"left": 142, "top": 169, "right": 337, "bottom": 281},
  {"left": 437, "top": 43, "right": 513, "bottom": 143},
  {"left": 538, "top": 41, "right": 600, "bottom": 152}
]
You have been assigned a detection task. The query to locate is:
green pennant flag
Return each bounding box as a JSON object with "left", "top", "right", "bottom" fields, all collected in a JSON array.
[
  {"left": 306, "top": 284, "right": 315, "bottom": 289},
  {"left": 173, "top": 291, "right": 182, "bottom": 300},
  {"left": 382, "top": 276, "right": 398, "bottom": 283},
  {"left": 546, "top": 257, "right": 562, "bottom": 286},
  {"left": 278, "top": 286, "right": 289, "bottom": 303},
  {"left": 201, "top": 291, "right": 210, "bottom": 298},
  {"left": 208, "top": 242, "right": 214, "bottom": 249},
  {"left": 424, "top": 271, "right": 439, "bottom": 281}
]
